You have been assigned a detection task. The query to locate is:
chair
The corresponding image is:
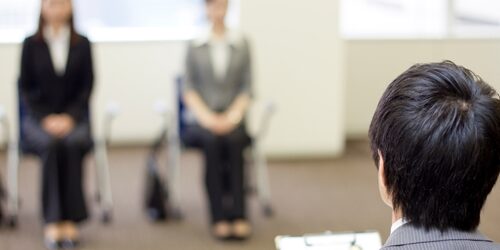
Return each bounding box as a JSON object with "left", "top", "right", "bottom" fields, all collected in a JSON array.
[
  {"left": 0, "top": 90, "right": 118, "bottom": 228},
  {"left": 158, "top": 76, "right": 276, "bottom": 219},
  {"left": 0, "top": 104, "right": 7, "bottom": 224}
]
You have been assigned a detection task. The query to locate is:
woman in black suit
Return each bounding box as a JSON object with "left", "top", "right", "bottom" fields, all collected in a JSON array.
[{"left": 19, "top": 0, "right": 93, "bottom": 248}]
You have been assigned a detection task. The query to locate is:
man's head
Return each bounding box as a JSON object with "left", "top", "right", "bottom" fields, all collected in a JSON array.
[{"left": 369, "top": 61, "right": 500, "bottom": 231}]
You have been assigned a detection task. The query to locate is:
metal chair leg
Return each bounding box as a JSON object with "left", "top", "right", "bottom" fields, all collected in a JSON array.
[
  {"left": 252, "top": 141, "right": 274, "bottom": 218},
  {"left": 6, "top": 141, "right": 20, "bottom": 228},
  {"left": 0, "top": 178, "right": 4, "bottom": 226},
  {"left": 167, "top": 135, "right": 183, "bottom": 221},
  {"left": 94, "top": 140, "right": 113, "bottom": 225}
]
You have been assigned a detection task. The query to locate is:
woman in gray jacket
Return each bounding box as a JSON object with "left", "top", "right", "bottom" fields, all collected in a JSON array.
[{"left": 182, "top": 0, "right": 253, "bottom": 241}]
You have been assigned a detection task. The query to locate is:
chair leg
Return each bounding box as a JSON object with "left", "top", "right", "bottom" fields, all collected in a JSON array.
[
  {"left": 6, "top": 141, "right": 20, "bottom": 228},
  {"left": 167, "top": 136, "right": 183, "bottom": 220},
  {"left": 94, "top": 140, "right": 113, "bottom": 225},
  {"left": 252, "top": 142, "right": 274, "bottom": 218},
  {"left": 0, "top": 177, "right": 4, "bottom": 226}
]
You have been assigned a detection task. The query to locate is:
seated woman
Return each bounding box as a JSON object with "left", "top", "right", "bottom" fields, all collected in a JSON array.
[
  {"left": 19, "top": 0, "right": 93, "bottom": 248},
  {"left": 182, "top": 0, "right": 253, "bottom": 241}
]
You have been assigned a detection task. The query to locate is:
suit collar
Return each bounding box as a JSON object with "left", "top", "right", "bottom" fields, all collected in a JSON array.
[
  {"left": 384, "top": 223, "right": 492, "bottom": 248},
  {"left": 39, "top": 34, "right": 80, "bottom": 78}
]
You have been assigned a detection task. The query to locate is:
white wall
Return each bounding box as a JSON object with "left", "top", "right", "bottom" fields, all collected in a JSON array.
[
  {"left": 0, "top": 44, "right": 19, "bottom": 147},
  {"left": 0, "top": 0, "right": 346, "bottom": 158},
  {"left": 91, "top": 42, "right": 185, "bottom": 143},
  {"left": 241, "top": 0, "right": 345, "bottom": 157},
  {"left": 345, "top": 39, "right": 500, "bottom": 138}
]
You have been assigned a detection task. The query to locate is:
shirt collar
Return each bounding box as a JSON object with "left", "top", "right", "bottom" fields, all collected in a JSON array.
[
  {"left": 43, "top": 25, "right": 71, "bottom": 43},
  {"left": 192, "top": 27, "right": 243, "bottom": 48},
  {"left": 390, "top": 218, "right": 408, "bottom": 234},
  {"left": 384, "top": 224, "right": 493, "bottom": 247}
]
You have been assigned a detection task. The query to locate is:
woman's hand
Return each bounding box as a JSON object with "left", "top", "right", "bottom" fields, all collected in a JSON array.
[
  {"left": 199, "top": 111, "right": 236, "bottom": 136},
  {"left": 42, "top": 114, "right": 75, "bottom": 138},
  {"left": 183, "top": 90, "right": 246, "bottom": 136},
  {"left": 211, "top": 115, "right": 238, "bottom": 136}
]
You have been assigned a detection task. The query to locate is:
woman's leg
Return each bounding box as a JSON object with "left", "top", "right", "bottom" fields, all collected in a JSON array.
[
  {"left": 60, "top": 122, "right": 92, "bottom": 223},
  {"left": 23, "top": 118, "right": 91, "bottom": 223},
  {"left": 224, "top": 125, "right": 251, "bottom": 221},
  {"left": 223, "top": 125, "right": 252, "bottom": 239},
  {"left": 22, "top": 117, "right": 63, "bottom": 223},
  {"left": 22, "top": 117, "right": 65, "bottom": 248},
  {"left": 184, "top": 125, "right": 227, "bottom": 223}
]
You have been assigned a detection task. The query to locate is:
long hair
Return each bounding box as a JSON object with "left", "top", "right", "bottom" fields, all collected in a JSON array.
[{"left": 35, "top": 0, "right": 79, "bottom": 45}]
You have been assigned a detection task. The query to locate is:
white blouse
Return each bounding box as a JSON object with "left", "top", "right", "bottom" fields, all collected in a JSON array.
[
  {"left": 193, "top": 28, "right": 245, "bottom": 82},
  {"left": 43, "top": 25, "right": 70, "bottom": 76},
  {"left": 210, "top": 38, "right": 230, "bottom": 82}
]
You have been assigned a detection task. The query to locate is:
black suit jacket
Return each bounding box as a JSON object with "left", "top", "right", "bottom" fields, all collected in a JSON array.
[{"left": 19, "top": 34, "right": 94, "bottom": 123}]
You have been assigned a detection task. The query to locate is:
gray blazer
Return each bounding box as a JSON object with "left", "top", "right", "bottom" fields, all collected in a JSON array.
[
  {"left": 184, "top": 33, "right": 252, "bottom": 112},
  {"left": 382, "top": 224, "right": 500, "bottom": 249}
]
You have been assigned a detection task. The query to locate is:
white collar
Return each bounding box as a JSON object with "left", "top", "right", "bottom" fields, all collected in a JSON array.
[
  {"left": 43, "top": 25, "right": 71, "bottom": 43},
  {"left": 192, "top": 27, "right": 244, "bottom": 48},
  {"left": 390, "top": 218, "right": 408, "bottom": 234}
]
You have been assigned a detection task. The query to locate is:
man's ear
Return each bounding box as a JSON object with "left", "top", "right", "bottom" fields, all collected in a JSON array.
[{"left": 378, "top": 150, "right": 392, "bottom": 208}]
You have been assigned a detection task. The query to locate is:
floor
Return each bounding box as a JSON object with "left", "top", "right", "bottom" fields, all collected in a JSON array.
[{"left": 0, "top": 141, "right": 498, "bottom": 250}]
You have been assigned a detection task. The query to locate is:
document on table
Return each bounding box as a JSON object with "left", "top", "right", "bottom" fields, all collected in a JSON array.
[{"left": 275, "top": 230, "right": 382, "bottom": 250}]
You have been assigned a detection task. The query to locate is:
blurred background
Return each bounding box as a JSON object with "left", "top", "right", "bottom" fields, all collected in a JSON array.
[{"left": 0, "top": 0, "right": 499, "bottom": 249}]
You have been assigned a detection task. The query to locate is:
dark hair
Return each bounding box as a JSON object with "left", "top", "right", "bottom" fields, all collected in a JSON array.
[
  {"left": 35, "top": 0, "right": 79, "bottom": 45},
  {"left": 369, "top": 61, "right": 500, "bottom": 231}
]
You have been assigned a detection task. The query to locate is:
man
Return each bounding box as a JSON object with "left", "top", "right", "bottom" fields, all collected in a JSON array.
[{"left": 369, "top": 61, "right": 500, "bottom": 249}]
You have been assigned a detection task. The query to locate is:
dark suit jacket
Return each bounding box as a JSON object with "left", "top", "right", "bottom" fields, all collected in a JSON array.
[
  {"left": 19, "top": 34, "right": 94, "bottom": 123},
  {"left": 382, "top": 224, "right": 500, "bottom": 249}
]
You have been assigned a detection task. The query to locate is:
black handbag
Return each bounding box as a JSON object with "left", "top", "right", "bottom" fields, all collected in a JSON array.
[{"left": 144, "top": 130, "right": 169, "bottom": 221}]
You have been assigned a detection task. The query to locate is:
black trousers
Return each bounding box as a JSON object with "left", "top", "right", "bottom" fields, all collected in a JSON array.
[
  {"left": 182, "top": 125, "right": 251, "bottom": 223},
  {"left": 23, "top": 116, "right": 91, "bottom": 224}
]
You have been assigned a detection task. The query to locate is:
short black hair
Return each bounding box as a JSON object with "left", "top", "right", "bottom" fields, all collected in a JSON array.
[{"left": 369, "top": 61, "right": 500, "bottom": 231}]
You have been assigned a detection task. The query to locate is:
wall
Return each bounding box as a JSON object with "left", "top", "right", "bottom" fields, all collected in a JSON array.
[
  {"left": 346, "top": 39, "right": 500, "bottom": 138},
  {"left": 241, "top": 0, "right": 345, "bottom": 157},
  {"left": 0, "top": 0, "right": 346, "bottom": 158},
  {"left": 0, "top": 44, "right": 19, "bottom": 147}
]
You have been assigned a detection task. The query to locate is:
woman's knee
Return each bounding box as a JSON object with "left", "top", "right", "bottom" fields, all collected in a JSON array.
[
  {"left": 200, "top": 132, "right": 222, "bottom": 148},
  {"left": 45, "top": 137, "right": 63, "bottom": 150},
  {"left": 226, "top": 132, "right": 250, "bottom": 148},
  {"left": 63, "top": 136, "right": 91, "bottom": 150}
]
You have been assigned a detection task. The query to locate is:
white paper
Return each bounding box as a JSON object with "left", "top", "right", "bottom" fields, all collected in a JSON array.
[{"left": 275, "top": 231, "right": 382, "bottom": 250}]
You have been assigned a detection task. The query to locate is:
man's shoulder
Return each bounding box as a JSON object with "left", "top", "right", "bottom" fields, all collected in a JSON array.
[
  {"left": 382, "top": 240, "right": 500, "bottom": 250},
  {"left": 381, "top": 224, "right": 499, "bottom": 250}
]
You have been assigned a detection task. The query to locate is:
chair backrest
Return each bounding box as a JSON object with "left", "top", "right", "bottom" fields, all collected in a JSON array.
[
  {"left": 175, "top": 76, "right": 198, "bottom": 138},
  {"left": 176, "top": 75, "right": 188, "bottom": 138},
  {"left": 18, "top": 81, "right": 33, "bottom": 154}
]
